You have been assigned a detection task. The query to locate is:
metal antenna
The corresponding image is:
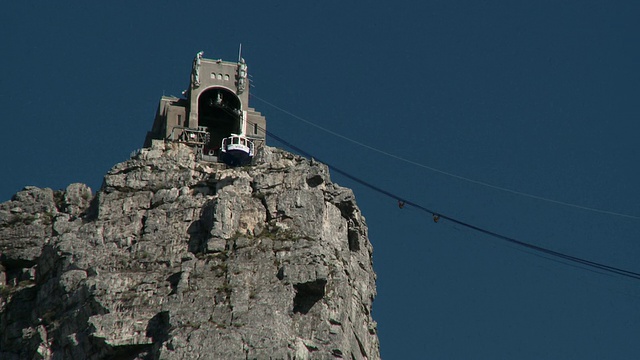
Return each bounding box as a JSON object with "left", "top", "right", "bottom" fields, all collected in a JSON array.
[{"left": 238, "top": 43, "right": 242, "bottom": 62}]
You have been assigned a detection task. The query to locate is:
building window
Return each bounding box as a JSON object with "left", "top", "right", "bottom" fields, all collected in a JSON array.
[
  {"left": 210, "top": 73, "right": 216, "bottom": 79},
  {"left": 178, "top": 114, "right": 182, "bottom": 125},
  {"left": 254, "top": 123, "right": 258, "bottom": 134},
  {"left": 217, "top": 74, "right": 223, "bottom": 80},
  {"left": 224, "top": 74, "right": 230, "bottom": 81}
]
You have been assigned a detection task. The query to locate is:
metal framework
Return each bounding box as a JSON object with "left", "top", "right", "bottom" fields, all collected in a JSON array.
[
  {"left": 170, "top": 126, "right": 210, "bottom": 145},
  {"left": 168, "top": 126, "right": 211, "bottom": 160}
]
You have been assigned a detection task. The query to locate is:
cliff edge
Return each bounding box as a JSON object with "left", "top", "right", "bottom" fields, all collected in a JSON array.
[{"left": 0, "top": 141, "right": 379, "bottom": 359}]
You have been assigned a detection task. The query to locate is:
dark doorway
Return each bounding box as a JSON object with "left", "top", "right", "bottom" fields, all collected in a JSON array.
[{"left": 198, "top": 87, "right": 242, "bottom": 154}]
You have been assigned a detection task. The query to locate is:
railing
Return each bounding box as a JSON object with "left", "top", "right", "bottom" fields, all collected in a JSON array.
[{"left": 169, "top": 126, "right": 210, "bottom": 146}]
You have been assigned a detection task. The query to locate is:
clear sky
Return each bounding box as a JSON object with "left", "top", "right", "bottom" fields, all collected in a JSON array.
[{"left": 2, "top": 1, "right": 639, "bottom": 358}]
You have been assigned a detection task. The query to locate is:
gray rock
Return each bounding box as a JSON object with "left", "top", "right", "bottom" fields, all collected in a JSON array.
[
  {"left": 62, "top": 183, "right": 92, "bottom": 217},
  {"left": 0, "top": 144, "right": 379, "bottom": 359}
]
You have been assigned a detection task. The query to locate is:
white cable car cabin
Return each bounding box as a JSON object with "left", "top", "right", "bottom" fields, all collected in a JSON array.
[{"left": 220, "top": 134, "right": 255, "bottom": 166}]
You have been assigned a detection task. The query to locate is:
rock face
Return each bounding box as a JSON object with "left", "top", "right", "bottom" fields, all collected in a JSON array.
[{"left": 0, "top": 141, "right": 379, "bottom": 359}]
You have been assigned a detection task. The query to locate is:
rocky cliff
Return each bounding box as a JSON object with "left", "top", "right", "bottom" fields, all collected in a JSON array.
[{"left": 0, "top": 141, "right": 379, "bottom": 359}]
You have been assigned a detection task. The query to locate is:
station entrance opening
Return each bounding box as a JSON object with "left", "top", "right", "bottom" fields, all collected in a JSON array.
[{"left": 197, "top": 87, "right": 242, "bottom": 154}]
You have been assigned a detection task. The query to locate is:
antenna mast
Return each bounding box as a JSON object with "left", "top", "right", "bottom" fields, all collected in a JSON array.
[{"left": 238, "top": 43, "right": 242, "bottom": 62}]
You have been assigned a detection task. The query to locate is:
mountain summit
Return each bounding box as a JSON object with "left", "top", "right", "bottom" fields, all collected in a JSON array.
[{"left": 0, "top": 141, "right": 380, "bottom": 359}]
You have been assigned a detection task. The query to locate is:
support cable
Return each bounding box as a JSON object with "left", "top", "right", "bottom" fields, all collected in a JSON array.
[
  {"left": 254, "top": 123, "right": 640, "bottom": 281},
  {"left": 250, "top": 94, "right": 640, "bottom": 220}
]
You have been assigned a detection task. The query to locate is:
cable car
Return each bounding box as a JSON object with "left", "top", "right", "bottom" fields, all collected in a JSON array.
[{"left": 220, "top": 134, "right": 255, "bottom": 166}]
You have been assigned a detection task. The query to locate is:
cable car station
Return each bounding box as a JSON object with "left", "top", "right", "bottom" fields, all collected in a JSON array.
[{"left": 144, "top": 51, "right": 266, "bottom": 166}]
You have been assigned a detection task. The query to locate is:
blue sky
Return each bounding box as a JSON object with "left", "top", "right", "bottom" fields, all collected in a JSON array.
[{"left": 2, "top": 1, "right": 640, "bottom": 358}]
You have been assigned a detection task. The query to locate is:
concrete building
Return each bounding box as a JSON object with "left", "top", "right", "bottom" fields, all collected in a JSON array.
[{"left": 144, "top": 51, "right": 266, "bottom": 163}]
